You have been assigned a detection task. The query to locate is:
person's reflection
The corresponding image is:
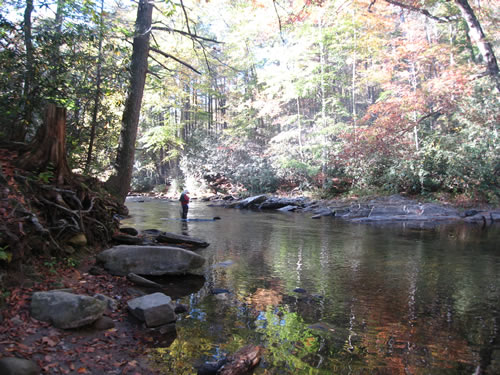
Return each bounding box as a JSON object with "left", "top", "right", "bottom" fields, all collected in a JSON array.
[{"left": 181, "top": 220, "right": 188, "bottom": 235}]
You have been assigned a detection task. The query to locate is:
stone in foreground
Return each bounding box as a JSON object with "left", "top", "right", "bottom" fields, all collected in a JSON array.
[
  {"left": 0, "top": 357, "right": 40, "bottom": 375},
  {"left": 31, "top": 291, "right": 107, "bottom": 329},
  {"left": 96, "top": 245, "right": 206, "bottom": 276},
  {"left": 127, "top": 292, "right": 176, "bottom": 327}
]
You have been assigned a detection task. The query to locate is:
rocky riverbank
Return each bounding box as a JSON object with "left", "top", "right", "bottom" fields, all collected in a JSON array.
[{"left": 205, "top": 193, "right": 500, "bottom": 226}]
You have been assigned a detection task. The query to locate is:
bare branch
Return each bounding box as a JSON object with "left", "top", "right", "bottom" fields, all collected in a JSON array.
[
  {"left": 179, "top": 0, "right": 194, "bottom": 40},
  {"left": 273, "top": 0, "right": 286, "bottom": 44},
  {"left": 381, "top": 0, "right": 459, "bottom": 23},
  {"left": 147, "top": 69, "right": 162, "bottom": 79},
  {"left": 150, "top": 46, "right": 202, "bottom": 74},
  {"left": 151, "top": 25, "right": 221, "bottom": 43}
]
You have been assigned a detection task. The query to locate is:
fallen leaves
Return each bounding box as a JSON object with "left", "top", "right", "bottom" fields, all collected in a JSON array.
[{"left": 0, "top": 262, "right": 163, "bottom": 375}]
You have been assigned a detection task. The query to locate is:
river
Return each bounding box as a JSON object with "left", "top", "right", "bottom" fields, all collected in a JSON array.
[{"left": 122, "top": 199, "right": 500, "bottom": 374}]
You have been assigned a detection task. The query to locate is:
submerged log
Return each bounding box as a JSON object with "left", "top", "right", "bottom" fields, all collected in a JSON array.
[
  {"left": 156, "top": 232, "right": 209, "bottom": 248},
  {"left": 218, "top": 345, "right": 263, "bottom": 375}
]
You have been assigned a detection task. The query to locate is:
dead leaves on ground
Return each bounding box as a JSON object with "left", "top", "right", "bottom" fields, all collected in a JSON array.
[{"left": 0, "top": 260, "right": 162, "bottom": 374}]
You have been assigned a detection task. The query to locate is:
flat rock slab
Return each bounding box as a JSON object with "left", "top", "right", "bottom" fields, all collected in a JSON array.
[
  {"left": 156, "top": 232, "right": 209, "bottom": 248},
  {"left": 127, "top": 292, "right": 176, "bottom": 327},
  {"left": 96, "top": 245, "right": 206, "bottom": 276}
]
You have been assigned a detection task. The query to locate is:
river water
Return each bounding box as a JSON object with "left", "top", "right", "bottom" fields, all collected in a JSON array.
[{"left": 122, "top": 199, "right": 500, "bottom": 374}]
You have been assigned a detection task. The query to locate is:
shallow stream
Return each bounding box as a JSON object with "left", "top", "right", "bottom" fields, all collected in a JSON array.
[{"left": 122, "top": 199, "right": 500, "bottom": 374}]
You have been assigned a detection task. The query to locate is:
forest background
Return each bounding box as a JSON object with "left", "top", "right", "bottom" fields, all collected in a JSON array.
[{"left": 1, "top": 0, "right": 499, "bottom": 204}]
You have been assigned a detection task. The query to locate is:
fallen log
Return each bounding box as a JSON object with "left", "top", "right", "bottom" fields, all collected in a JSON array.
[{"left": 156, "top": 232, "right": 209, "bottom": 248}]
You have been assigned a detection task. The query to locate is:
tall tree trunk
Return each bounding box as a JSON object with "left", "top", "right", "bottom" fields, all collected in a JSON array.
[
  {"left": 17, "top": 0, "right": 35, "bottom": 142},
  {"left": 85, "top": 0, "right": 105, "bottom": 174},
  {"left": 454, "top": 0, "right": 499, "bottom": 91},
  {"left": 105, "top": 0, "right": 153, "bottom": 202}
]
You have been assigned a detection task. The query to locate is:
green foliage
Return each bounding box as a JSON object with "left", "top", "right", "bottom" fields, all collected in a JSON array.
[
  {"left": 0, "top": 245, "right": 12, "bottom": 263},
  {"left": 257, "top": 308, "right": 326, "bottom": 372},
  {"left": 37, "top": 168, "right": 55, "bottom": 184}
]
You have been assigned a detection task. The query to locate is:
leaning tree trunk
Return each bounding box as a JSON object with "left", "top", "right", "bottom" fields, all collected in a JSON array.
[
  {"left": 454, "top": 0, "right": 500, "bottom": 92},
  {"left": 17, "top": 103, "right": 72, "bottom": 185},
  {"left": 105, "top": 0, "right": 153, "bottom": 203}
]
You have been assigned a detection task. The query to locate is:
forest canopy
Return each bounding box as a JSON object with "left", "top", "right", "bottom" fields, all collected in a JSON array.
[{"left": 1, "top": 0, "right": 499, "bottom": 202}]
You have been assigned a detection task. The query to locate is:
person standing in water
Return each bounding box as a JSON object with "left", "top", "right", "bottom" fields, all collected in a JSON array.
[{"left": 179, "top": 190, "right": 190, "bottom": 219}]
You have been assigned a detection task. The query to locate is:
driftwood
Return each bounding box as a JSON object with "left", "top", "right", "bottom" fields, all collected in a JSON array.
[{"left": 217, "top": 345, "right": 262, "bottom": 375}]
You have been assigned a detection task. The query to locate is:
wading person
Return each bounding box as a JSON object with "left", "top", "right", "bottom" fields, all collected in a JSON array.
[{"left": 179, "top": 190, "right": 190, "bottom": 219}]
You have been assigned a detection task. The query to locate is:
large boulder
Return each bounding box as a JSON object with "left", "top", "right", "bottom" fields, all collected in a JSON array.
[
  {"left": 31, "top": 291, "right": 107, "bottom": 329},
  {"left": 127, "top": 292, "right": 176, "bottom": 327},
  {"left": 96, "top": 245, "right": 206, "bottom": 276},
  {"left": 0, "top": 357, "right": 40, "bottom": 375}
]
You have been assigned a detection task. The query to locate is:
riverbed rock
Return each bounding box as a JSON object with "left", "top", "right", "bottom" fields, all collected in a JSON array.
[
  {"left": 127, "top": 292, "right": 177, "bottom": 327},
  {"left": 259, "top": 197, "right": 305, "bottom": 210},
  {"left": 120, "top": 227, "right": 139, "bottom": 236},
  {"left": 311, "top": 207, "right": 333, "bottom": 219},
  {"left": 236, "top": 194, "right": 267, "bottom": 209},
  {"left": 464, "top": 211, "right": 499, "bottom": 223},
  {"left": 93, "top": 293, "right": 118, "bottom": 312},
  {"left": 156, "top": 232, "right": 209, "bottom": 248},
  {"left": 0, "top": 357, "right": 40, "bottom": 375},
  {"left": 66, "top": 232, "right": 87, "bottom": 247},
  {"left": 96, "top": 245, "right": 206, "bottom": 276},
  {"left": 93, "top": 316, "right": 115, "bottom": 330},
  {"left": 30, "top": 290, "right": 107, "bottom": 329},
  {"left": 127, "top": 273, "right": 163, "bottom": 288},
  {"left": 278, "top": 205, "right": 298, "bottom": 212},
  {"left": 112, "top": 233, "right": 144, "bottom": 245}
]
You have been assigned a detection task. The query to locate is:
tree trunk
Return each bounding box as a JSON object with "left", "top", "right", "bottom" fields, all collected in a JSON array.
[
  {"left": 16, "top": 0, "right": 35, "bottom": 142},
  {"left": 85, "top": 0, "right": 105, "bottom": 174},
  {"left": 17, "top": 104, "right": 72, "bottom": 185},
  {"left": 105, "top": 0, "right": 153, "bottom": 202},
  {"left": 454, "top": 0, "right": 499, "bottom": 91}
]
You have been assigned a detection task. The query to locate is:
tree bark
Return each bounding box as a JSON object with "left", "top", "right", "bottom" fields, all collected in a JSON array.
[
  {"left": 105, "top": 0, "right": 153, "bottom": 202},
  {"left": 454, "top": 0, "right": 500, "bottom": 91},
  {"left": 17, "top": 104, "right": 72, "bottom": 185},
  {"left": 85, "top": 0, "right": 105, "bottom": 173},
  {"left": 17, "top": 0, "right": 35, "bottom": 142}
]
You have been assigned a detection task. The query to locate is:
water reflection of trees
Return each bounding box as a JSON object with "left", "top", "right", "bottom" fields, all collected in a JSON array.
[{"left": 148, "top": 207, "right": 500, "bottom": 373}]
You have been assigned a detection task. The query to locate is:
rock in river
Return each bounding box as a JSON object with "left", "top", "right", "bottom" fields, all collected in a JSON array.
[
  {"left": 96, "top": 245, "right": 206, "bottom": 276},
  {"left": 127, "top": 292, "right": 176, "bottom": 327}
]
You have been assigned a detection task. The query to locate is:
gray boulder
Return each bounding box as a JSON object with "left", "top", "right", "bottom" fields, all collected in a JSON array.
[
  {"left": 278, "top": 205, "right": 298, "bottom": 212},
  {"left": 30, "top": 291, "right": 107, "bottom": 329},
  {"left": 259, "top": 197, "right": 305, "bottom": 210},
  {"left": 96, "top": 245, "right": 206, "bottom": 276},
  {"left": 0, "top": 357, "right": 40, "bottom": 375},
  {"left": 236, "top": 194, "right": 267, "bottom": 209},
  {"left": 127, "top": 292, "right": 176, "bottom": 327}
]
